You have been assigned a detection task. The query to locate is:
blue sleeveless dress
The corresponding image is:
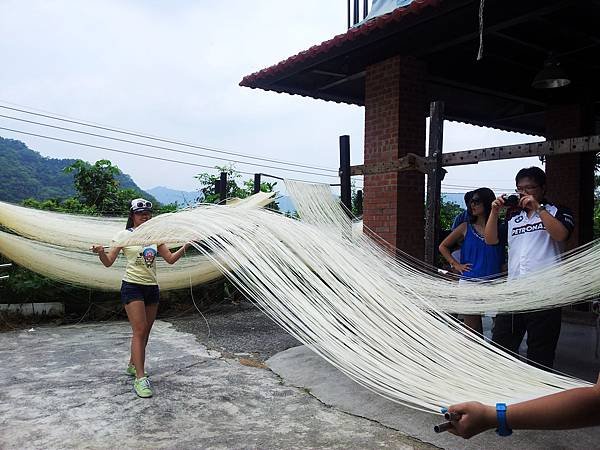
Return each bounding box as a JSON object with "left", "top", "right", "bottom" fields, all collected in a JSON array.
[{"left": 460, "top": 223, "right": 504, "bottom": 280}]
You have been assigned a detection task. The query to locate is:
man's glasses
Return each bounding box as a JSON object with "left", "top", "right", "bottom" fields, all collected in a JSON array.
[{"left": 516, "top": 184, "right": 539, "bottom": 193}]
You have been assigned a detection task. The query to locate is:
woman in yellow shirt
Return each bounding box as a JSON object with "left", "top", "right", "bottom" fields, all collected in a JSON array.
[{"left": 92, "top": 198, "right": 188, "bottom": 398}]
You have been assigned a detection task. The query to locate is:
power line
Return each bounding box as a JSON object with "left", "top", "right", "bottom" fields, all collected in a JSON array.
[
  {"left": 0, "top": 103, "right": 338, "bottom": 173},
  {"left": 0, "top": 113, "right": 339, "bottom": 178},
  {"left": 0, "top": 126, "right": 339, "bottom": 180}
]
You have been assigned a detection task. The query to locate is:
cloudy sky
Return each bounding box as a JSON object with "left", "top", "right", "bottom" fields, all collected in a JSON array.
[{"left": 0, "top": 0, "right": 542, "bottom": 196}]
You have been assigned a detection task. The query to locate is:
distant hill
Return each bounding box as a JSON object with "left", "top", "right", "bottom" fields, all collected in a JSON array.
[
  {"left": 0, "top": 137, "right": 152, "bottom": 203},
  {"left": 146, "top": 186, "right": 200, "bottom": 206}
]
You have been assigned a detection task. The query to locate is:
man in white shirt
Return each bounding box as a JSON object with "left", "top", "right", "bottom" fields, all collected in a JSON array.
[{"left": 484, "top": 167, "right": 574, "bottom": 369}]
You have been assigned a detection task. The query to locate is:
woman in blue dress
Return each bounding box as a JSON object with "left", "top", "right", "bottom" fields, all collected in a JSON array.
[{"left": 439, "top": 187, "right": 504, "bottom": 334}]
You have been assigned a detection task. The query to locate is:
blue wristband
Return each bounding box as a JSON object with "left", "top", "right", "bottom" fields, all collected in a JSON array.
[{"left": 495, "top": 403, "right": 512, "bottom": 436}]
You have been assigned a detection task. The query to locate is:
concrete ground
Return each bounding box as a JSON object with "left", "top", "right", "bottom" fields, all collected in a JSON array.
[{"left": 1, "top": 303, "right": 599, "bottom": 449}]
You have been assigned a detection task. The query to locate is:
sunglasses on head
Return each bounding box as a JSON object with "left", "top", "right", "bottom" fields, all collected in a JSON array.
[{"left": 133, "top": 200, "right": 152, "bottom": 209}]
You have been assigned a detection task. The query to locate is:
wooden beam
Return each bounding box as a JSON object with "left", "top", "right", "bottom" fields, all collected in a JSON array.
[
  {"left": 349, "top": 134, "right": 600, "bottom": 177},
  {"left": 311, "top": 69, "right": 347, "bottom": 78},
  {"left": 350, "top": 153, "right": 430, "bottom": 176},
  {"left": 427, "top": 75, "right": 546, "bottom": 107},
  {"left": 424, "top": 101, "right": 445, "bottom": 265},
  {"left": 418, "top": 1, "right": 571, "bottom": 56},
  {"left": 318, "top": 71, "right": 365, "bottom": 91},
  {"left": 442, "top": 134, "right": 600, "bottom": 167}
]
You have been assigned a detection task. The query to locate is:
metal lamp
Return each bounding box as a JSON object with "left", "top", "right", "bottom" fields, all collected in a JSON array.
[{"left": 532, "top": 57, "right": 571, "bottom": 89}]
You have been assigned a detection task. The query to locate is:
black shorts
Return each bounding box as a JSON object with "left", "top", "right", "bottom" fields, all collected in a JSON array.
[{"left": 120, "top": 281, "right": 160, "bottom": 305}]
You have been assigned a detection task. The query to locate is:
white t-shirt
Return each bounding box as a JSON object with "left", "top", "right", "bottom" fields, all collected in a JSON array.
[
  {"left": 112, "top": 229, "right": 158, "bottom": 285},
  {"left": 504, "top": 203, "right": 574, "bottom": 280}
]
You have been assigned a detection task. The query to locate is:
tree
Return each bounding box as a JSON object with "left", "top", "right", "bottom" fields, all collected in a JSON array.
[
  {"left": 439, "top": 196, "right": 464, "bottom": 230},
  {"left": 195, "top": 165, "right": 279, "bottom": 210},
  {"left": 63, "top": 160, "right": 124, "bottom": 214}
]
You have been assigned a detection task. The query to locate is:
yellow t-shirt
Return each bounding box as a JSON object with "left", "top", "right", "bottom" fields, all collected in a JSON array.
[{"left": 112, "top": 229, "right": 158, "bottom": 285}]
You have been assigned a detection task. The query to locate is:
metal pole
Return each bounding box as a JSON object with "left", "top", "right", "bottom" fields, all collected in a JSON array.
[
  {"left": 347, "top": 0, "right": 351, "bottom": 28},
  {"left": 339, "top": 135, "right": 351, "bottom": 211},
  {"left": 253, "top": 173, "right": 261, "bottom": 194},
  {"left": 220, "top": 171, "right": 227, "bottom": 203},
  {"left": 363, "top": 0, "right": 369, "bottom": 19},
  {"left": 353, "top": 0, "right": 359, "bottom": 25},
  {"left": 424, "top": 101, "right": 445, "bottom": 265}
]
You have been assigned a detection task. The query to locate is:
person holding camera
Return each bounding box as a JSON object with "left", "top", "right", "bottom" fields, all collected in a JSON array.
[{"left": 484, "top": 167, "right": 574, "bottom": 369}]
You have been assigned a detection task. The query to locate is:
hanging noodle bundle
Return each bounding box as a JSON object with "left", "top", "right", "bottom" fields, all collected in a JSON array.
[
  {"left": 0, "top": 182, "right": 598, "bottom": 412},
  {"left": 285, "top": 181, "right": 600, "bottom": 314},
  {"left": 114, "top": 201, "right": 592, "bottom": 413}
]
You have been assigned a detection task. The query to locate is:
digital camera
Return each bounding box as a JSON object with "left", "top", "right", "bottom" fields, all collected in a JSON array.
[{"left": 502, "top": 193, "right": 521, "bottom": 207}]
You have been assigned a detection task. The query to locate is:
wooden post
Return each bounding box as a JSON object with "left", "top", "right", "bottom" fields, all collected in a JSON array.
[
  {"left": 220, "top": 172, "right": 227, "bottom": 203},
  {"left": 253, "top": 173, "right": 261, "bottom": 194},
  {"left": 424, "top": 101, "right": 445, "bottom": 265},
  {"left": 339, "top": 135, "right": 351, "bottom": 211},
  {"left": 355, "top": 189, "right": 363, "bottom": 216}
]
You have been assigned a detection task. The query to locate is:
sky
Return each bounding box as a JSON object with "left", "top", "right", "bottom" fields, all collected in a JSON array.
[{"left": 0, "top": 0, "right": 543, "bottom": 197}]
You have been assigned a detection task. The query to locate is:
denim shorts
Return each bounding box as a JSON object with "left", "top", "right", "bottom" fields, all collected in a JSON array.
[{"left": 120, "top": 281, "right": 160, "bottom": 305}]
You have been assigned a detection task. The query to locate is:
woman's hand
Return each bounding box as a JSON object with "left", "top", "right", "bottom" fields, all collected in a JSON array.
[
  {"left": 91, "top": 244, "right": 105, "bottom": 254},
  {"left": 491, "top": 195, "right": 505, "bottom": 212},
  {"left": 447, "top": 402, "right": 497, "bottom": 439},
  {"left": 453, "top": 262, "right": 472, "bottom": 274}
]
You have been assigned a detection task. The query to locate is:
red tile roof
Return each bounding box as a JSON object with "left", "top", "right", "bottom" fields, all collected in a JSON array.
[{"left": 240, "top": 0, "right": 442, "bottom": 88}]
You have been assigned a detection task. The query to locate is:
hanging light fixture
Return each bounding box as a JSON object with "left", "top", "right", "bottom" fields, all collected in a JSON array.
[{"left": 532, "top": 57, "right": 571, "bottom": 89}]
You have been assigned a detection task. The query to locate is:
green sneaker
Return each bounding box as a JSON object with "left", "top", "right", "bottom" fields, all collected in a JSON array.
[
  {"left": 133, "top": 376, "right": 153, "bottom": 398},
  {"left": 126, "top": 364, "right": 148, "bottom": 377}
]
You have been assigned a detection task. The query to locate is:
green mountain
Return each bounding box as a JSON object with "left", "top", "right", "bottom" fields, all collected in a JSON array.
[{"left": 0, "top": 136, "right": 151, "bottom": 203}]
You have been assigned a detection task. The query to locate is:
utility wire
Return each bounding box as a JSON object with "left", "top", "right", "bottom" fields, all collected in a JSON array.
[
  {"left": 0, "top": 103, "right": 338, "bottom": 173},
  {"left": 0, "top": 126, "right": 338, "bottom": 180},
  {"left": 0, "top": 113, "right": 338, "bottom": 177}
]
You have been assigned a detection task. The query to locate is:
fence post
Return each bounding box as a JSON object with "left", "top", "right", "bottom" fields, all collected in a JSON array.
[
  {"left": 339, "top": 135, "right": 351, "bottom": 211},
  {"left": 220, "top": 172, "right": 228, "bottom": 203},
  {"left": 424, "top": 101, "right": 445, "bottom": 265},
  {"left": 253, "top": 173, "right": 262, "bottom": 194}
]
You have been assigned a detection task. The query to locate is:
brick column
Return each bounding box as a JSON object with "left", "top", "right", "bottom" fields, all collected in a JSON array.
[
  {"left": 545, "top": 103, "right": 595, "bottom": 248},
  {"left": 363, "top": 56, "right": 427, "bottom": 258}
]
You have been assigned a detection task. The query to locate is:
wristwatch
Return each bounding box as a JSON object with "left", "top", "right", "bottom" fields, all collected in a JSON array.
[
  {"left": 535, "top": 204, "right": 546, "bottom": 215},
  {"left": 495, "top": 403, "right": 512, "bottom": 436}
]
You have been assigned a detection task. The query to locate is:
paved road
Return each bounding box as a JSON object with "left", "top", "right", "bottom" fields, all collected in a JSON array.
[
  {"left": 1, "top": 304, "right": 435, "bottom": 450},
  {"left": 2, "top": 302, "right": 599, "bottom": 449}
]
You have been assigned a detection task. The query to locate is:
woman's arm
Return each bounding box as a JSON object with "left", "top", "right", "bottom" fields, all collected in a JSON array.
[
  {"left": 438, "top": 223, "right": 471, "bottom": 274},
  {"left": 157, "top": 243, "right": 190, "bottom": 265},
  {"left": 447, "top": 374, "right": 600, "bottom": 439},
  {"left": 91, "top": 245, "right": 121, "bottom": 268},
  {"left": 484, "top": 196, "right": 504, "bottom": 245}
]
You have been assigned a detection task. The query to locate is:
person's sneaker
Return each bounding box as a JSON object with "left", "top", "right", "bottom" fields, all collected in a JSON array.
[
  {"left": 126, "top": 364, "right": 148, "bottom": 377},
  {"left": 133, "top": 376, "right": 153, "bottom": 398}
]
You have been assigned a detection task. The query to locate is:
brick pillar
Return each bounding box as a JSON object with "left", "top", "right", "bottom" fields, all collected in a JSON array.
[
  {"left": 545, "top": 103, "right": 595, "bottom": 248},
  {"left": 363, "top": 56, "right": 427, "bottom": 258}
]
